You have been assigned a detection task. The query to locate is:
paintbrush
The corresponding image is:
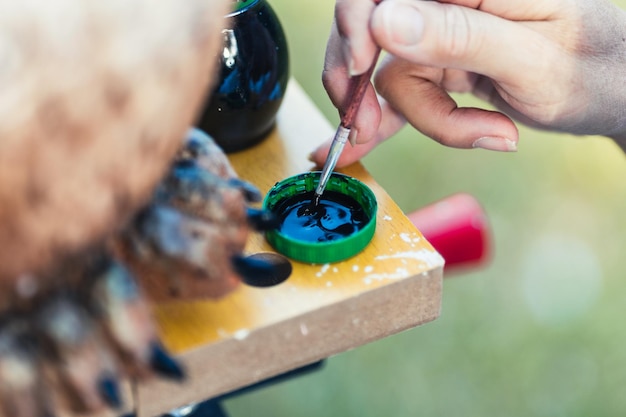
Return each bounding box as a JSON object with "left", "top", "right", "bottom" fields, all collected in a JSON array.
[{"left": 314, "top": 6, "right": 383, "bottom": 205}]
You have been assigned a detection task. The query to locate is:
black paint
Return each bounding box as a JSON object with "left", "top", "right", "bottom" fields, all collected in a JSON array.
[
  {"left": 274, "top": 191, "right": 369, "bottom": 243},
  {"left": 242, "top": 252, "right": 292, "bottom": 287},
  {"left": 232, "top": 253, "right": 291, "bottom": 287},
  {"left": 149, "top": 342, "right": 186, "bottom": 381}
]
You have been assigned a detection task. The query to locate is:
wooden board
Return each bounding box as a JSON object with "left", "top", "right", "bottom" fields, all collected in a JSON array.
[{"left": 134, "top": 81, "right": 444, "bottom": 417}]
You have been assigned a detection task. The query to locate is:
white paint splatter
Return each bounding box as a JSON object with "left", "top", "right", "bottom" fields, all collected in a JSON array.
[
  {"left": 363, "top": 266, "right": 418, "bottom": 282},
  {"left": 383, "top": 215, "right": 392, "bottom": 221},
  {"left": 326, "top": 281, "right": 333, "bottom": 287},
  {"left": 332, "top": 267, "right": 338, "bottom": 273},
  {"left": 363, "top": 272, "right": 406, "bottom": 282},
  {"left": 364, "top": 266, "right": 374, "bottom": 273},
  {"left": 375, "top": 250, "right": 445, "bottom": 267},
  {"left": 316, "top": 263, "right": 331, "bottom": 277},
  {"left": 300, "top": 323, "right": 309, "bottom": 336},
  {"left": 395, "top": 267, "right": 409, "bottom": 275},
  {"left": 352, "top": 265, "right": 359, "bottom": 272},
  {"left": 399, "top": 233, "right": 412, "bottom": 243},
  {"left": 233, "top": 329, "right": 250, "bottom": 341}
]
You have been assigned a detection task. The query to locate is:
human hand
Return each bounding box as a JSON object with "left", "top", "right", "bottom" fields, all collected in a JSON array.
[
  {"left": 0, "top": 1, "right": 289, "bottom": 415},
  {"left": 312, "top": 0, "right": 626, "bottom": 166},
  {"left": 0, "top": 126, "right": 282, "bottom": 416}
]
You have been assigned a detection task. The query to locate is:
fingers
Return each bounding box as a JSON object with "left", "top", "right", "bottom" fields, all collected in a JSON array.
[
  {"left": 437, "top": 0, "right": 560, "bottom": 21},
  {"left": 0, "top": 250, "right": 187, "bottom": 416},
  {"left": 334, "top": 0, "right": 380, "bottom": 76},
  {"left": 323, "top": 24, "right": 382, "bottom": 145},
  {"left": 0, "top": 319, "right": 50, "bottom": 417},
  {"left": 89, "top": 261, "right": 180, "bottom": 380},
  {"left": 310, "top": 98, "right": 407, "bottom": 167},
  {"left": 35, "top": 294, "right": 123, "bottom": 412},
  {"left": 374, "top": 57, "right": 519, "bottom": 150},
  {"left": 322, "top": 0, "right": 540, "bottom": 154},
  {"left": 117, "top": 204, "right": 242, "bottom": 300},
  {"left": 0, "top": 259, "right": 185, "bottom": 416},
  {"left": 118, "top": 128, "right": 280, "bottom": 301},
  {"left": 177, "top": 128, "right": 237, "bottom": 179},
  {"left": 161, "top": 161, "right": 248, "bottom": 226}
]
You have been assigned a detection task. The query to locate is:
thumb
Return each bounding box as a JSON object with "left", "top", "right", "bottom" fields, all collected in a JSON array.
[{"left": 370, "top": 0, "right": 551, "bottom": 85}]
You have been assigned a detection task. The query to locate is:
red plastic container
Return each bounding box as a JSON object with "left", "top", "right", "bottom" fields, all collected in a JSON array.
[{"left": 406, "top": 193, "right": 491, "bottom": 272}]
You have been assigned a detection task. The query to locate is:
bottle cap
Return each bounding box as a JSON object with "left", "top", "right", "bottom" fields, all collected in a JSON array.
[{"left": 263, "top": 172, "right": 377, "bottom": 264}]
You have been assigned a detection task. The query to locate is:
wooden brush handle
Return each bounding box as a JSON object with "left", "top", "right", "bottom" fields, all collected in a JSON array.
[{"left": 339, "top": 0, "right": 384, "bottom": 129}]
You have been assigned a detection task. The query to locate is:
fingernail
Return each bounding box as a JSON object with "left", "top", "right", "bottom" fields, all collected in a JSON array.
[
  {"left": 341, "top": 39, "right": 360, "bottom": 77},
  {"left": 149, "top": 342, "right": 186, "bottom": 381},
  {"left": 98, "top": 375, "right": 123, "bottom": 410},
  {"left": 348, "top": 128, "right": 358, "bottom": 146},
  {"left": 472, "top": 137, "right": 518, "bottom": 152},
  {"left": 231, "top": 254, "right": 276, "bottom": 283},
  {"left": 246, "top": 208, "right": 280, "bottom": 231},
  {"left": 380, "top": 3, "right": 424, "bottom": 46}
]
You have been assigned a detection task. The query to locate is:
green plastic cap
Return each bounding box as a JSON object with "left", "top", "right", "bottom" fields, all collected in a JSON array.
[{"left": 263, "top": 172, "right": 377, "bottom": 264}]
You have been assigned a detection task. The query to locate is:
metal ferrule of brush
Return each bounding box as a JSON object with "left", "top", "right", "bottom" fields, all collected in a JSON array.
[{"left": 315, "top": 126, "right": 351, "bottom": 199}]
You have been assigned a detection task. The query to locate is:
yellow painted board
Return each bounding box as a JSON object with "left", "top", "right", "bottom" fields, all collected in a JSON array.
[{"left": 134, "top": 80, "right": 444, "bottom": 417}]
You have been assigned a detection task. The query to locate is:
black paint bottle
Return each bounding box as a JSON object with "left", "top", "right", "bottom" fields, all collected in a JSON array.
[{"left": 196, "top": 0, "right": 290, "bottom": 153}]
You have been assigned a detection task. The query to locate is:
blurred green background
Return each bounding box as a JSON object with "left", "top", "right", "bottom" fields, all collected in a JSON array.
[{"left": 225, "top": 1, "right": 626, "bottom": 416}]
